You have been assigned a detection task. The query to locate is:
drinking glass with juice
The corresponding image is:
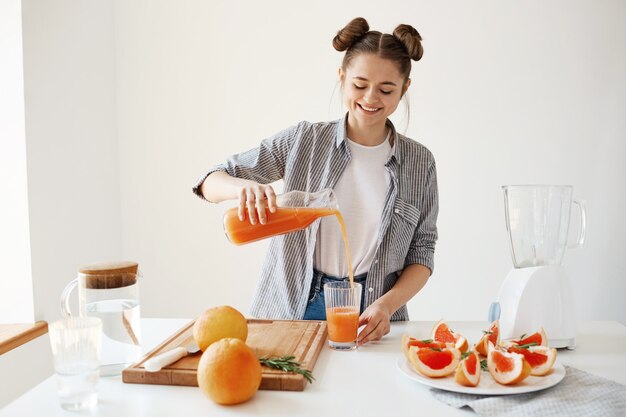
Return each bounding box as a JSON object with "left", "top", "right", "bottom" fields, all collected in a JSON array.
[{"left": 324, "top": 282, "right": 362, "bottom": 350}]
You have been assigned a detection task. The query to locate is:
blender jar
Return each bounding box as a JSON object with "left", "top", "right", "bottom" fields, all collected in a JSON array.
[{"left": 503, "top": 185, "right": 586, "bottom": 268}]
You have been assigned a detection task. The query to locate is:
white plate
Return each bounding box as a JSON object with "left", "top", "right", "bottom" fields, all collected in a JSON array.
[{"left": 397, "top": 356, "right": 566, "bottom": 395}]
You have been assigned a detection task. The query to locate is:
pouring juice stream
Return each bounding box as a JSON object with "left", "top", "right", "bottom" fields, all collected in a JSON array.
[{"left": 223, "top": 190, "right": 360, "bottom": 346}]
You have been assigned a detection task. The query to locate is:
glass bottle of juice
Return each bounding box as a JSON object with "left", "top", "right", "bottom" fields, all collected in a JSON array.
[{"left": 223, "top": 189, "right": 338, "bottom": 245}]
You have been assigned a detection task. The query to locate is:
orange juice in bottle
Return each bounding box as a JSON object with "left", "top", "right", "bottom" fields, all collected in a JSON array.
[
  {"left": 224, "top": 189, "right": 336, "bottom": 243},
  {"left": 224, "top": 206, "right": 336, "bottom": 245}
]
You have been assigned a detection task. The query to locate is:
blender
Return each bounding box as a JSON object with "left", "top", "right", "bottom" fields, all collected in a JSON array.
[{"left": 495, "top": 185, "right": 586, "bottom": 349}]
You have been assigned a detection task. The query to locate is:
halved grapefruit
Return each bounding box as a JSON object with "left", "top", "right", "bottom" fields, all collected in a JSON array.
[
  {"left": 402, "top": 335, "right": 447, "bottom": 359},
  {"left": 408, "top": 345, "right": 461, "bottom": 378},
  {"left": 487, "top": 342, "right": 531, "bottom": 385},
  {"left": 454, "top": 350, "right": 481, "bottom": 387},
  {"left": 512, "top": 328, "right": 548, "bottom": 347},
  {"left": 431, "top": 320, "right": 469, "bottom": 353},
  {"left": 507, "top": 344, "right": 557, "bottom": 376},
  {"left": 476, "top": 320, "right": 499, "bottom": 357}
]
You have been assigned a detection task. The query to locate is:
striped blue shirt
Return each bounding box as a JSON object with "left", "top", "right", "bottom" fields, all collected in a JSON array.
[{"left": 193, "top": 115, "right": 438, "bottom": 321}]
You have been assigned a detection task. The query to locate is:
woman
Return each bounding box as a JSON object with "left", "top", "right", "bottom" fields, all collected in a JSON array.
[{"left": 193, "top": 17, "right": 438, "bottom": 345}]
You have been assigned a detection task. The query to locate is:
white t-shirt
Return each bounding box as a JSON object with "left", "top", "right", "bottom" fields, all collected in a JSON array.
[{"left": 314, "top": 131, "right": 392, "bottom": 276}]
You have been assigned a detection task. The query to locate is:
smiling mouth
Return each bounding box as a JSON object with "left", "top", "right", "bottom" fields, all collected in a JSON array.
[{"left": 358, "top": 103, "right": 381, "bottom": 113}]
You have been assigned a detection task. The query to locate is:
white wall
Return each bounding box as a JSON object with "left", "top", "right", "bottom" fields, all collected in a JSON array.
[
  {"left": 0, "top": 0, "right": 34, "bottom": 323},
  {"left": 15, "top": 0, "right": 626, "bottom": 324},
  {"left": 2, "top": 1, "right": 121, "bottom": 405},
  {"left": 113, "top": 0, "right": 626, "bottom": 324},
  {"left": 21, "top": 0, "right": 122, "bottom": 321}
]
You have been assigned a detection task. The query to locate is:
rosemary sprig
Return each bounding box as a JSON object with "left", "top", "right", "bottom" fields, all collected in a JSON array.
[
  {"left": 519, "top": 333, "right": 527, "bottom": 340},
  {"left": 480, "top": 359, "right": 488, "bottom": 371},
  {"left": 259, "top": 355, "right": 315, "bottom": 383},
  {"left": 429, "top": 347, "right": 442, "bottom": 352},
  {"left": 421, "top": 339, "right": 434, "bottom": 344},
  {"left": 515, "top": 342, "right": 538, "bottom": 349},
  {"left": 461, "top": 351, "right": 472, "bottom": 360},
  {"left": 482, "top": 330, "right": 493, "bottom": 335}
]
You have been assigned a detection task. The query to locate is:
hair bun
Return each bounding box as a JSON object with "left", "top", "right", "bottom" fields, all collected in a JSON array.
[
  {"left": 333, "top": 17, "right": 369, "bottom": 52},
  {"left": 393, "top": 24, "right": 423, "bottom": 61}
]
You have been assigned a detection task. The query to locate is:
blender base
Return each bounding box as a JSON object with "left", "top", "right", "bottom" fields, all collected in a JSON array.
[{"left": 497, "top": 265, "right": 576, "bottom": 349}]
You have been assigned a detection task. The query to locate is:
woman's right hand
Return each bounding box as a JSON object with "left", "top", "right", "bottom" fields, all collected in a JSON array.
[{"left": 238, "top": 182, "right": 277, "bottom": 225}]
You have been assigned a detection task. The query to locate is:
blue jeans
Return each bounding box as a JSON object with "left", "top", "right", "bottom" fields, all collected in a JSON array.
[{"left": 302, "top": 269, "right": 367, "bottom": 320}]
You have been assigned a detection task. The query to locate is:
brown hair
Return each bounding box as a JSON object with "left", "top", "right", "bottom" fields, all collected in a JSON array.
[{"left": 333, "top": 17, "right": 423, "bottom": 84}]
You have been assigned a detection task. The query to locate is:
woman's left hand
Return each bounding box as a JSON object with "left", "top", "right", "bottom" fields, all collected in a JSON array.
[{"left": 357, "top": 303, "right": 391, "bottom": 345}]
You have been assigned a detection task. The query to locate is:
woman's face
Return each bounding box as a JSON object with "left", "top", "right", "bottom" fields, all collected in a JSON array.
[{"left": 340, "top": 53, "right": 408, "bottom": 129}]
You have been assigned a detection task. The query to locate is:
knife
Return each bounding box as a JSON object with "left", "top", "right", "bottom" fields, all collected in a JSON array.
[{"left": 144, "top": 341, "right": 200, "bottom": 372}]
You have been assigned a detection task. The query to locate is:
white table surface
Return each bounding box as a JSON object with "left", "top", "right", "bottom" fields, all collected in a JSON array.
[{"left": 1, "top": 319, "right": 625, "bottom": 417}]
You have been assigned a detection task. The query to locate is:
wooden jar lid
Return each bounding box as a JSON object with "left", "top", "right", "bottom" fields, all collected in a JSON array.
[
  {"left": 78, "top": 261, "right": 139, "bottom": 289},
  {"left": 78, "top": 261, "right": 138, "bottom": 275}
]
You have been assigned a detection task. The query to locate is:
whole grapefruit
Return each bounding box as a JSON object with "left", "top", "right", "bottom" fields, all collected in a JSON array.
[
  {"left": 197, "top": 338, "right": 262, "bottom": 405},
  {"left": 193, "top": 305, "right": 248, "bottom": 351}
]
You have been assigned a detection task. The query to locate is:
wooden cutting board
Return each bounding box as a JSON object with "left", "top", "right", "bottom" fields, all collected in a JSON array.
[{"left": 122, "top": 319, "right": 327, "bottom": 391}]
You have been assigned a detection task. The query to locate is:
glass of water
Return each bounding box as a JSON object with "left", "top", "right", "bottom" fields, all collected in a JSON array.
[{"left": 48, "top": 317, "right": 102, "bottom": 411}]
